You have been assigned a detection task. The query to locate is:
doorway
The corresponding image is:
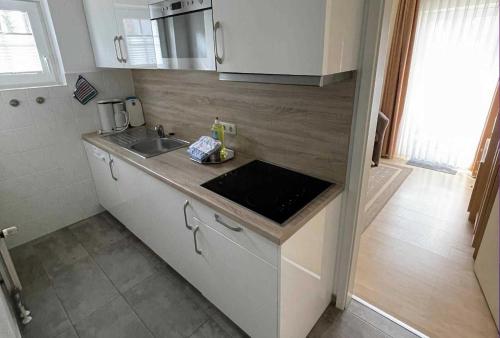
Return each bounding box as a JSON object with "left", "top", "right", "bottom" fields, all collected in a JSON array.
[{"left": 349, "top": 0, "right": 499, "bottom": 337}]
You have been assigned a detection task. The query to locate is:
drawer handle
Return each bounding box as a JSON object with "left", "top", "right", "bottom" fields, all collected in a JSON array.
[
  {"left": 193, "top": 226, "right": 202, "bottom": 255},
  {"left": 183, "top": 200, "right": 192, "bottom": 230},
  {"left": 215, "top": 214, "right": 242, "bottom": 232},
  {"left": 109, "top": 159, "right": 118, "bottom": 181}
]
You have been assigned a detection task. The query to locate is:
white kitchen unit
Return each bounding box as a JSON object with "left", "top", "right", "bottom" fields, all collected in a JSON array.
[
  {"left": 83, "top": 141, "right": 342, "bottom": 338},
  {"left": 83, "top": 143, "right": 121, "bottom": 211},
  {"left": 212, "top": 0, "right": 364, "bottom": 77},
  {"left": 83, "top": 0, "right": 156, "bottom": 68}
]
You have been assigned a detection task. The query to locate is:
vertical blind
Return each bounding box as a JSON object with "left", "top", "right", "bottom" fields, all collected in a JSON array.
[{"left": 395, "top": 0, "right": 499, "bottom": 169}]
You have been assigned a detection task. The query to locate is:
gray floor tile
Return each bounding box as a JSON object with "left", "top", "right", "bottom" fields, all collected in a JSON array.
[
  {"left": 69, "top": 212, "right": 130, "bottom": 253},
  {"left": 348, "top": 300, "right": 419, "bottom": 338},
  {"left": 190, "top": 319, "right": 231, "bottom": 338},
  {"left": 135, "top": 240, "right": 168, "bottom": 270},
  {"left": 321, "top": 304, "right": 343, "bottom": 323},
  {"left": 307, "top": 304, "right": 342, "bottom": 338},
  {"left": 205, "top": 305, "right": 248, "bottom": 338},
  {"left": 92, "top": 236, "right": 159, "bottom": 292},
  {"left": 11, "top": 243, "right": 51, "bottom": 296},
  {"left": 74, "top": 296, "right": 152, "bottom": 338},
  {"left": 51, "top": 256, "right": 120, "bottom": 323},
  {"left": 32, "top": 228, "right": 89, "bottom": 275},
  {"left": 54, "top": 326, "right": 79, "bottom": 338},
  {"left": 21, "top": 287, "right": 72, "bottom": 338},
  {"left": 124, "top": 269, "right": 209, "bottom": 337},
  {"left": 324, "top": 311, "right": 389, "bottom": 338},
  {"left": 166, "top": 267, "right": 212, "bottom": 314}
]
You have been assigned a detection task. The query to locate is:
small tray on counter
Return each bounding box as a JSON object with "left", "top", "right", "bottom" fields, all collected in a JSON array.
[{"left": 190, "top": 148, "right": 234, "bottom": 164}]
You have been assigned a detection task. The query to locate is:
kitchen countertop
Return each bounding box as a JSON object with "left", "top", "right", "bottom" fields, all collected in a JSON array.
[{"left": 82, "top": 132, "right": 343, "bottom": 244}]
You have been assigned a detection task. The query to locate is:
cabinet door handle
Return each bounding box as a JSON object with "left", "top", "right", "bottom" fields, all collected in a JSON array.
[
  {"left": 113, "top": 36, "right": 122, "bottom": 63},
  {"left": 183, "top": 200, "right": 192, "bottom": 230},
  {"left": 109, "top": 158, "right": 118, "bottom": 181},
  {"left": 214, "top": 21, "right": 223, "bottom": 64},
  {"left": 215, "top": 214, "right": 242, "bottom": 232},
  {"left": 193, "top": 226, "right": 202, "bottom": 255},
  {"left": 118, "top": 36, "right": 127, "bottom": 63}
]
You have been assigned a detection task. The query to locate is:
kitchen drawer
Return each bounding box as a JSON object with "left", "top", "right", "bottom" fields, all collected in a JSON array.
[{"left": 187, "top": 199, "right": 279, "bottom": 267}]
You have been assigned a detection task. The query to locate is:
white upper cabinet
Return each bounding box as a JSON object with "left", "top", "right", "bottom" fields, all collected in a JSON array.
[
  {"left": 83, "top": 0, "right": 156, "bottom": 68},
  {"left": 113, "top": 0, "right": 157, "bottom": 67},
  {"left": 83, "top": 0, "right": 121, "bottom": 68},
  {"left": 83, "top": 0, "right": 362, "bottom": 75},
  {"left": 212, "top": 0, "right": 326, "bottom": 76},
  {"left": 212, "top": 0, "right": 364, "bottom": 76}
]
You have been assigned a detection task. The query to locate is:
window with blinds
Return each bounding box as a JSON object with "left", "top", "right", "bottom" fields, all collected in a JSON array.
[{"left": 0, "top": 0, "right": 64, "bottom": 90}]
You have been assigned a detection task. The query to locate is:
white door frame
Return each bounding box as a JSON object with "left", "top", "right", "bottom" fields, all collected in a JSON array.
[{"left": 334, "top": 0, "right": 394, "bottom": 309}]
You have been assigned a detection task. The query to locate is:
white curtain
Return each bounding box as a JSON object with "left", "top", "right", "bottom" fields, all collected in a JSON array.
[{"left": 395, "top": 0, "right": 499, "bottom": 169}]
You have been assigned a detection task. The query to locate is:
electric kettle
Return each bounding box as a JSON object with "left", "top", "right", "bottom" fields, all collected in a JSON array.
[{"left": 97, "top": 99, "right": 129, "bottom": 134}]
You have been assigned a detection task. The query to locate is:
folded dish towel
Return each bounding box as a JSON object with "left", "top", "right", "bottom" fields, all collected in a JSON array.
[{"left": 187, "top": 136, "right": 221, "bottom": 162}]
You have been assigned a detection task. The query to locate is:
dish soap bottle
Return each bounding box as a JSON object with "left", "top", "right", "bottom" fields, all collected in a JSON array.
[{"left": 211, "top": 117, "right": 227, "bottom": 160}]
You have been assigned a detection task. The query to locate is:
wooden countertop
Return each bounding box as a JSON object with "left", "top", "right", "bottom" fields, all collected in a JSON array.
[{"left": 82, "top": 132, "right": 343, "bottom": 244}]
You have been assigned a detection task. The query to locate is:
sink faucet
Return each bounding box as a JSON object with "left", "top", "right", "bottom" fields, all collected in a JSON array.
[{"left": 154, "top": 124, "right": 165, "bottom": 138}]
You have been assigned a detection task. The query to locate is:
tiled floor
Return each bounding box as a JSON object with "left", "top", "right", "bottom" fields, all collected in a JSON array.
[
  {"left": 11, "top": 211, "right": 419, "bottom": 338},
  {"left": 355, "top": 160, "right": 499, "bottom": 338}
]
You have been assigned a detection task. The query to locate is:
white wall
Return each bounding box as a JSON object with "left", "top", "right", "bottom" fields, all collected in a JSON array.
[
  {"left": 47, "top": 0, "right": 98, "bottom": 73},
  {"left": 0, "top": 0, "right": 135, "bottom": 247}
]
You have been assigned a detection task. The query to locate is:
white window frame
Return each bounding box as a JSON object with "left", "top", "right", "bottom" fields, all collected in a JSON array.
[{"left": 0, "top": 0, "right": 65, "bottom": 90}]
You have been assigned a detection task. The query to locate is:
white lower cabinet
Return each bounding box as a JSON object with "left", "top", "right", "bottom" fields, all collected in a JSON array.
[
  {"left": 110, "top": 155, "right": 200, "bottom": 285},
  {"left": 191, "top": 217, "right": 278, "bottom": 338},
  {"left": 83, "top": 142, "right": 121, "bottom": 211},
  {"left": 84, "top": 141, "right": 341, "bottom": 338}
]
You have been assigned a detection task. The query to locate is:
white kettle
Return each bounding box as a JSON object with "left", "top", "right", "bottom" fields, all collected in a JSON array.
[{"left": 97, "top": 99, "right": 129, "bottom": 134}]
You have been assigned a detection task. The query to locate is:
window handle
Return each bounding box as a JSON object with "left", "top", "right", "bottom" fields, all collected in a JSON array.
[
  {"left": 118, "top": 36, "right": 127, "bottom": 63},
  {"left": 113, "top": 36, "right": 122, "bottom": 63}
]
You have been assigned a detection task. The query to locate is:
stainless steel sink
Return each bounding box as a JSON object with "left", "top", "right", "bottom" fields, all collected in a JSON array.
[
  {"left": 129, "top": 138, "right": 189, "bottom": 158},
  {"left": 104, "top": 127, "right": 189, "bottom": 158}
]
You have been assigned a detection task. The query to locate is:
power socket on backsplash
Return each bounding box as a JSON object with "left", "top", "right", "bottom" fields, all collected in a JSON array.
[{"left": 220, "top": 121, "right": 237, "bottom": 135}]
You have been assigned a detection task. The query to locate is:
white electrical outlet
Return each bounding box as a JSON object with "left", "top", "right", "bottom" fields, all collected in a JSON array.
[{"left": 220, "top": 121, "right": 237, "bottom": 135}]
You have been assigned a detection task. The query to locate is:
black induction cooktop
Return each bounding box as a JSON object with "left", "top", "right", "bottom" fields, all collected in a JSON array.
[{"left": 201, "top": 160, "right": 334, "bottom": 225}]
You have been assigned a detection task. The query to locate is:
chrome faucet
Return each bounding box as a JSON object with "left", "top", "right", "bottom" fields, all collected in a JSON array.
[{"left": 154, "top": 124, "right": 165, "bottom": 138}]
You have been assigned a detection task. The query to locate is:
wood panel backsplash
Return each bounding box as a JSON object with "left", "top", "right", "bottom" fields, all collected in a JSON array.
[{"left": 132, "top": 70, "right": 356, "bottom": 183}]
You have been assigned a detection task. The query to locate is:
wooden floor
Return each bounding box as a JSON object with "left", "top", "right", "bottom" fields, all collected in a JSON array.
[{"left": 354, "top": 160, "right": 498, "bottom": 338}]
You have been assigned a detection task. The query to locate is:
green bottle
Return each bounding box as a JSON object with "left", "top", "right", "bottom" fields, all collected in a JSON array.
[{"left": 211, "top": 117, "right": 227, "bottom": 160}]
